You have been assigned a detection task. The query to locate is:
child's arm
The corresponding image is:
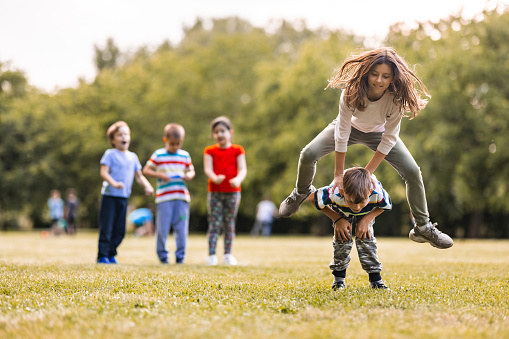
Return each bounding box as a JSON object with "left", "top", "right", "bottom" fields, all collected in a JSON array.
[
  {"left": 365, "top": 151, "right": 386, "bottom": 175},
  {"left": 332, "top": 151, "right": 346, "bottom": 193},
  {"left": 229, "top": 154, "right": 247, "bottom": 188},
  {"left": 355, "top": 207, "right": 384, "bottom": 240},
  {"left": 100, "top": 164, "right": 124, "bottom": 189},
  {"left": 204, "top": 154, "right": 225, "bottom": 184},
  {"left": 142, "top": 163, "right": 170, "bottom": 183},
  {"left": 134, "top": 170, "right": 154, "bottom": 196},
  {"left": 183, "top": 166, "right": 195, "bottom": 182}
]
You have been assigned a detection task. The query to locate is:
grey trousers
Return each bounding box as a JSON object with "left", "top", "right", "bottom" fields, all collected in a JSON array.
[
  {"left": 329, "top": 216, "right": 382, "bottom": 274},
  {"left": 296, "top": 119, "right": 429, "bottom": 226}
]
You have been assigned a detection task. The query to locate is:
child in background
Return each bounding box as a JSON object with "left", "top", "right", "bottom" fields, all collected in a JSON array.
[
  {"left": 143, "top": 123, "right": 195, "bottom": 264},
  {"left": 97, "top": 121, "right": 154, "bottom": 264},
  {"left": 64, "top": 188, "right": 78, "bottom": 235},
  {"left": 204, "top": 116, "right": 247, "bottom": 266},
  {"left": 280, "top": 47, "right": 453, "bottom": 249},
  {"left": 309, "top": 167, "right": 392, "bottom": 290},
  {"left": 48, "top": 189, "right": 64, "bottom": 235}
]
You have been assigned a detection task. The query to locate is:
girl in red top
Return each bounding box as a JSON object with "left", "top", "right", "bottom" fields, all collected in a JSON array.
[{"left": 204, "top": 116, "right": 247, "bottom": 265}]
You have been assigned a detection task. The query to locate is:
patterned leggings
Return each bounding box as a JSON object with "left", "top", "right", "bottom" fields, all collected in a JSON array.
[{"left": 207, "top": 192, "right": 241, "bottom": 255}]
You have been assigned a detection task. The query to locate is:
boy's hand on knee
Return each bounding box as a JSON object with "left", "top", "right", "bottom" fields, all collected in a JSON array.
[
  {"left": 355, "top": 219, "right": 371, "bottom": 240},
  {"left": 334, "top": 219, "right": 351, "bottom": 242}
]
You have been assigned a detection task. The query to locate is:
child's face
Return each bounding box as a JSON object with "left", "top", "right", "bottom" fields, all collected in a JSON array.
[
  {"left": 111, "top": 126, "right": 131, "bottom": 151},
  {"left": 164, "top": 136, "right": 183, "bottom": 153},
  {"left": 212, "top": 124, "right": 232, "bottom": 147},
  {"left": 343, "top": 193, "right": 369, "bottom": 213},
  {"left": 367, "top": 63, "right": 394, "bottom": 100}
]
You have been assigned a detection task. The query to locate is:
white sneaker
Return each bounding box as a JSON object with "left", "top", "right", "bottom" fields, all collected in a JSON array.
[
  {"left": 206, "top": 255, "right": 218, "bottom": 266},
  {"left": 223, "top": 254, "right": 238, "bottom": 265}
]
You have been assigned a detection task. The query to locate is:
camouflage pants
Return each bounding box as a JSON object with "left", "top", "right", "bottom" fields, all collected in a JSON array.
[{"left": 329, "top": 215, "right": 382, "bottom": 274}]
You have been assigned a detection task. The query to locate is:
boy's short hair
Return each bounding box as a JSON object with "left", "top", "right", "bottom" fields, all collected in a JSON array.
[
  {"left": 106, "top": 121, "right": 130, "bottom": 143},
  {"left": 164, "top": 123, "right": 185, "bottom": 140},
  {"left": 343, "top": 167, "right": 371, "bottom": 204},
  {"left": 210, "top": 116, "right": 232, "bottom": 131}
]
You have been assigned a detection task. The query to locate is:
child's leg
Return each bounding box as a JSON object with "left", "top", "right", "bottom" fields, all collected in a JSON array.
[
  {"left": 222, "top": 192, "right": 241, "bottom": 255},
  {"left": 353, "top": 218, "right": 383, "bottom": 278},
  {"left": 98, "top": 196, "right": 115, "bottom": 259},
  {"left": 349, "top": 128, "right": 429, "bottom": 226},
  {"left": 156, "top": 201, "right": 172, "bottom": 262},
  {"left": 280, "top": 120, "right": 336, "bottom": 217},
  {"left": 295, "top": 120, "right": 336, "bottom": 193},
  {"left": 172, "top": 200, "right": 189, "bottom": 263},
  {"left": 329, "top": 230, "right": 354, "bottom": 276},
  {"left": 207, "top": 192, "right": 223, "bottom": 256},
  {"left": 109, "top": 197, "right": 128, "bottom": 258}
]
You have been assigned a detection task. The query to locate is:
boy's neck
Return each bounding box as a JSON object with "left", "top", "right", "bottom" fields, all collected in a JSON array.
[{"left": 114, "top": 147, "right": 128, "bottom": 153}]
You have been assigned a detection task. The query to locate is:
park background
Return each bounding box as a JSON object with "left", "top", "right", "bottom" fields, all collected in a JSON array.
[{"left": 1, "top": 4, "right": 509, "bottom": 239}]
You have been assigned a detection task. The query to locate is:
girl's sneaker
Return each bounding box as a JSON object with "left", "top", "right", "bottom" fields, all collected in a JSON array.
[
  {"left": 223, "top": 254, "right": 238, "bottom": 265},
  {"left": 206, "top": 255, "right": 218, "bottom": 266},
  {"left": 279, "top": 186, "right": 316, "bottom": 218},
  {"left": 409, "top": 222, "right": 453, "bottom": 249}
]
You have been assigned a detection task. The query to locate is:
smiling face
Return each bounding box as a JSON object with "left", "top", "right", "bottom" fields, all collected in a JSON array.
[
  {"left": 212, "top": 123, "right": 232, "bottom": 148},
  {"left": 366, "top": 62, "right": 394, "bottom": 101},
  {"left": 111, "top": 126, "right": 131, "bottom": 151}
]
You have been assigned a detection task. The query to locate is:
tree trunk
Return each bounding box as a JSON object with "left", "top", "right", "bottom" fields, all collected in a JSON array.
[{"left": 467, "top": 210, "right": 483, "bottom": 238}]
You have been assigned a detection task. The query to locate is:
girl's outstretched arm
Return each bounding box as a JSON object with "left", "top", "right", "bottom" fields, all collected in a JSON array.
[
  {"left": 365, "top": 150, "right": 386, "bottom": 175},
  {"left": 332, "top": 151, "right": 346, "bottom": 193}
]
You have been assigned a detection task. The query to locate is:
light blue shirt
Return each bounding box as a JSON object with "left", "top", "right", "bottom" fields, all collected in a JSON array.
[{"left": 100, "top": 148, "right": 142, "bottom": 198}]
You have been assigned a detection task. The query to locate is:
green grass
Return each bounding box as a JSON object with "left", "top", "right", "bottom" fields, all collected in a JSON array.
[{"left": 1, "top": 232, "right": 508, "bottom": 338}]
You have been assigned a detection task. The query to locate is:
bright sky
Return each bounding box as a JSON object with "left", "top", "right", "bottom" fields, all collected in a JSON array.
[{"left": 0, "top": 0, "right": 506, "bottom": 92}]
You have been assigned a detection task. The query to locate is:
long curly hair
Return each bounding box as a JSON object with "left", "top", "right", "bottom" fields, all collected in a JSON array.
[{"left": 326, "top": 47, "right": 430, "bottom": 119}]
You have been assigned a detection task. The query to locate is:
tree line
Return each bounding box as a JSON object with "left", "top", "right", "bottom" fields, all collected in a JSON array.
[{"left": 1, "top": 9, "right": 509, "bottom": 238}]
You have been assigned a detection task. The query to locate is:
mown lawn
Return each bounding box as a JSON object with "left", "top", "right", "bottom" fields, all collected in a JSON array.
[{"left": 1, "top": 231, "right": 508, "bottom": 338}]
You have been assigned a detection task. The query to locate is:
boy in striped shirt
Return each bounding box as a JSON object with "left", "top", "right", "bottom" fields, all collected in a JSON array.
[
  {"left": 143, "top": 123, "right": 195, "bottom": 264},
  {"left": 308, "top": 167, "right": 392, "bottom": 290}
]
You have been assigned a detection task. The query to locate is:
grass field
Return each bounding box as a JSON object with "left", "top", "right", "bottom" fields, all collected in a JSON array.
[{"left": 1, "top": 231, "right": 508, "bottom": 339}]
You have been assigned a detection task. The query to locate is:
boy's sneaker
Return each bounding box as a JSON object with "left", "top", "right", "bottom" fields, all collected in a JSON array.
[
  {"left": 108, "top": 256, "right": 118, "bottom": 264},
  {"left": 223, "top": 254, "right": 238, "bottom": 266},
  {"left": 370, "top": 280, "right": 389, "bottom": 289},
  {"left": 206, "top": 255, "right": 218, "bottom": 266},
  {"left": 331, "top": 281, "right": 346, "bottom": 290},
  {"left": 97, "top": 257, "right": 110, "bottom": 264},
  {"left": 279, "top": 186, "right": 316, "bottom": 218},
  {"left": 409, "top": 222, "right": 453, "bottom": 249}
]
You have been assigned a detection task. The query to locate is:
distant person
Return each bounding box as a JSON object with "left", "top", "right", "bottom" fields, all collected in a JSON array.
[
  {"left": 279, "top": 47, "right": 453, "bottom": 249},
  {"left": 308, "top": 167, "right": 392, "bottom": 290},
  {"left": 128, "top": 205, "right": 154, "bottom": 237},
  {"left": 204, "top": 116, "right": 247, "bottom": 265},
  {"left": 64, "top": 188, "right": 78, "bottom": 235},
  {"left": 47, "top": 189, "right": 64, "bottom": 235},
  {"left": 250, "top": 196, "right": 277, "bottom": 237},
  {"left": 143, "top": 123, "right": 195, "bottom": 264},
  {"left": 97, "top": 121, "right": 154, "bottom": 264}
]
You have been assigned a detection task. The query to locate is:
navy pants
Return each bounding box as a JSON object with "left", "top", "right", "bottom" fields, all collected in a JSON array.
[{"left": 97, "top": 195, "right": 128, "bottom": 259}]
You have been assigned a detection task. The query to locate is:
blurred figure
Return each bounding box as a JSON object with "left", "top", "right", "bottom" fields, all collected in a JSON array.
[
  {"left": 128, "top": 205, "right": 155, "bottom": 237},
  {"left": 64, "top": 188, "right": 78, "bottom": 235},
  {"left": 250, "top": 196, "right": 278, "bottom": 237},
  {"left": 47, "top": 189, "right": 64, "bottom": 235}
]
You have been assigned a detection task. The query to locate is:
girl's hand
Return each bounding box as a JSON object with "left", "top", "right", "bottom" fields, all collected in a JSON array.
[
  {"left": 213, "top": 174, "right": 225, "bottom": 184},
  {"left": 112, "top": 181, "right": 124, "bottom": 189},
  {"left": 355, "top": 218, "right": 371, "bottom": 240},
  {"left": 229, "top": 177, "right": 241, "bottom": 188},
  {"left": 332, "top": 173, "right": 344, "bottom": 196},
  {"left": 334, "top": 218, "right": 351, "bottom": 242}
]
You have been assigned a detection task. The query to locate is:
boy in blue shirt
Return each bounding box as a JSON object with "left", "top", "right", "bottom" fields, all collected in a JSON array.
[
  {"left": 309, "top": 167, "right": 392, "bottom": 289},
  {"left": 143, "top": 123, "right": 195, "bottom": 264},
  {"left": 97, "top": 121, "right": 154, "bottom": 264}
]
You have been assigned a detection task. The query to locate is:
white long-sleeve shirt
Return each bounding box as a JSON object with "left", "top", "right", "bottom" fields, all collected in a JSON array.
[{"left": 334, "top": 90, "right": 403, "bottom": 155}]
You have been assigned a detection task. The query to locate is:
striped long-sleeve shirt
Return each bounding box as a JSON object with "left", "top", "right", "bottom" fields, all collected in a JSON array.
[{"left": 313, "top": 174, "right": 392, "bottom": 218}]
